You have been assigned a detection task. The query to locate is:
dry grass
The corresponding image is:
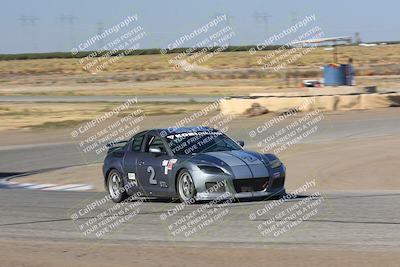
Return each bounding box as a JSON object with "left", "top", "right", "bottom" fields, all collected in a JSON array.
[
  {"left": 0, "top": 102, "right": 208, "bottom": 131},
  {"left": 0, "top": 45, "right": 399, "bottom": 97},
  {"left": 2, "top": 45, "right": 400, "bottom": 75}
]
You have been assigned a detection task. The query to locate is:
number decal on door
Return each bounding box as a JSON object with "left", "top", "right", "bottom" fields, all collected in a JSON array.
[{"left": 147, "top": 166, "right": 157, "bottom": 185}]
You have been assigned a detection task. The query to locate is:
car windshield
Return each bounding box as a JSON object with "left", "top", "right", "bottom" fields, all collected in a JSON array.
[{"left": 166, "top": 131, "right": 242, "bottom": 155}]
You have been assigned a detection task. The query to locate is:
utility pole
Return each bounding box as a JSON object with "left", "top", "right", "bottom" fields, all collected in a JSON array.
[
  {"left": 253, "top": 11, "right": 271, "bottom": 37},
  {"left": 210, "top": 12, "right": 234, "bottom": 46},
  {"left": 96, "top": 21, "right": 105, "bottom": 50},
  {"left": 59, "top": 14, "right": 79, "bottom": 48},
  {"left": 354, "top": 32, "right": 362, "bottom": 45},
  {"left": 212, "top": 12, "right": 234, "bottom": 26},
  {"left": 290, "top": 11, "right": 298, "bottom": 25},
  {"left": 17, "top": 15, "right": 39, "bottom": 52}
]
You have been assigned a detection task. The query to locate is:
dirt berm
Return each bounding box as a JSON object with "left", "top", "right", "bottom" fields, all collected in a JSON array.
[{"left": 221, "top": 92, "right": 400, "bottom": 115}]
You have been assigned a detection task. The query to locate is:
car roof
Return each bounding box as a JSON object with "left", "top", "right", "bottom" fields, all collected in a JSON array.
[
  {"left": 156, "top": 126, "right": 215, "bottom": 134},
  {"left": 131, "top": 127, "right": 218, "bottom": 139}
]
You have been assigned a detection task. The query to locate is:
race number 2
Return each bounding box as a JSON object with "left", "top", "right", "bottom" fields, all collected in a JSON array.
[{"left": 147, "top": 166, "right": 157, "bottom": 185}]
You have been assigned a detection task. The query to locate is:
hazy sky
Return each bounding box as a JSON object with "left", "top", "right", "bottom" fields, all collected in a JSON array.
[{"left": 1, "top": 0, "right": 399, "bottom": 54}]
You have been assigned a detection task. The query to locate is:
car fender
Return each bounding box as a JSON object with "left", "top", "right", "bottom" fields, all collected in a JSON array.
[
  {"left": 103, "top": 156, "right": 125, "bottom": 189},
  {"left": 169, "top": 160, "right": 199, "bottom": 194}
]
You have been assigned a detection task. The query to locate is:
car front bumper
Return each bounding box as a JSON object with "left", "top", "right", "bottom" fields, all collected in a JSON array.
[{"left": 190, "top": 165, "right": 286, "bottom": 201}]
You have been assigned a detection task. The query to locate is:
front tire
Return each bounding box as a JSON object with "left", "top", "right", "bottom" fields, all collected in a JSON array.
[
  {"left": 107, "top": 169, "right": 129, "bottom": 203},
  {"left": 177, "top": 169, "right": 196, "bottom": 202}
]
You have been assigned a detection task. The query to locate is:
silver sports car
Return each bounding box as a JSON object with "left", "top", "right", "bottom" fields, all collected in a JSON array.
[{"left": 103, "top": 126, "right": 286, "bottom": 203}]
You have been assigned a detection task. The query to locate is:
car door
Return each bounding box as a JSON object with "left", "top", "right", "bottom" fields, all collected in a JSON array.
[
  {"left": 122, "top": 133, "right": 146, "bottom": 193},
  {"left": 136, "top": 134, "right": 171, "bottom": 197}
]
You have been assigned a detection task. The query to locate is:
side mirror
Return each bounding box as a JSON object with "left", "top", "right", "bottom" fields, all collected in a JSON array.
[
  {"left": 237, "top": 140, "right": 245, "bottom": 147},
  {"left": 149, "top": 147, "right": 162, "bottom": 154}
]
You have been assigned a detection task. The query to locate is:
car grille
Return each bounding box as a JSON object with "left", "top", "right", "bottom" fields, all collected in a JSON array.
[
  {"left": 270, "top": 177, "right": 285, "bottom": 189},
  {"left": 205, "top": 182, "right": 226, "bottom": 193},
  {"left": 233, "top": 177, "right": 269, "bottom": 193}
]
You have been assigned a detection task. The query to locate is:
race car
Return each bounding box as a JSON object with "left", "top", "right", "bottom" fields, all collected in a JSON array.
[{"left": 103, "top": 127, "right": 286, "bottom": 203}]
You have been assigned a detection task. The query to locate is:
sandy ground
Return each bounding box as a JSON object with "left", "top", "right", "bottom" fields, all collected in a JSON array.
[
  {"left": 0, "top": 239, "right": 398, "bottom": 267},
  {"left": 18, "top": 134, "right": 400, "bottom": 191}
]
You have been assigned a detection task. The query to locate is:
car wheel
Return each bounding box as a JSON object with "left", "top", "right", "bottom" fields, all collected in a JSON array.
[
  {"left": 177, "top": 169, "right": 196, "bottom": 202},
  {"left": 107, "top": 169, "right": 129, "bottom": 203}
]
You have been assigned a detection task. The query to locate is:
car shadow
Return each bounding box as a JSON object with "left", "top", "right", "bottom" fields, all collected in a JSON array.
[{"left": 123, "top": 193, "right": 313, "bottom": 204}]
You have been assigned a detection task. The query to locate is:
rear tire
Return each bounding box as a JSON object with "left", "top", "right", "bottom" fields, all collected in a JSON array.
[
  {"left": 107, "top": 169, "right": 129, "bottom": 203},
  {"left": 177, "top": 169, "right": 196, "bottom": 203}
]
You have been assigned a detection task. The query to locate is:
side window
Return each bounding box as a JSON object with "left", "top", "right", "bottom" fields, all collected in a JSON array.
[
  {"left": 145, "top": 135, "right": 166, "bottom": 153},
  {"left": 132, "top": 135, "right": 144, "bottom": 152}
]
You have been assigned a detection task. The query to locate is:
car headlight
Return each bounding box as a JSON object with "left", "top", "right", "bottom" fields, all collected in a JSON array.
[
  {"left": 199, "top": 165, "right": 225, "bottom": 174},
  {"left": 269, "top": 159, "right": 282, "bottom": 169}
]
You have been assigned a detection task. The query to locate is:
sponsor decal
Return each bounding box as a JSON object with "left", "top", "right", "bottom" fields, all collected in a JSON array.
[
  {"left": 166, "top": 131, "right": 222, "bottom": 140},
  {"left": 162, "top": 159, "right": 178, "bottom": 175},
  {"left": 128, "top": 172, "right": 138, "bottom": 186}
]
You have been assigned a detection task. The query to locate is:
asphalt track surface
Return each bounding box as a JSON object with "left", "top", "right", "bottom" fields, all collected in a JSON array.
[
  {"left": 0, "top": 189, "right": 399, "bottom": 249},
  {"left": 0, "top": 108, "right": 399, "bottom": 250}
]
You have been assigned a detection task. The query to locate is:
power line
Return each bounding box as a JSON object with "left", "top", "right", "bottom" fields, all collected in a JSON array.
[{"left": 17, "top": 15, "right": 38, "bottom": 26}]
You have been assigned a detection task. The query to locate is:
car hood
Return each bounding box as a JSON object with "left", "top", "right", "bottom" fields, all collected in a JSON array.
[{"left": 192, "top": 150, "right": 270, "bottom": 178}]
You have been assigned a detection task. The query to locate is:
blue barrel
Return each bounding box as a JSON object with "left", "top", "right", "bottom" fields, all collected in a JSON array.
[{"left": 324, "top": 64, "right": 347, "bottom": 86}]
